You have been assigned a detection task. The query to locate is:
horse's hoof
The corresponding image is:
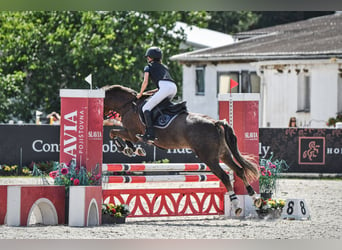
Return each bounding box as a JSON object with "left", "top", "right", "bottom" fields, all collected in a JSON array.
[
  {"left": 254, "top": 198, "right": 263, "bottom": 208},
  {"left": 135, "top": 147, "right": 146, "bottom": 156},
  {"left": 235, "top": 208, "right": 243, "bottom": 216},
  {"left": 123, "top": 147, "right": 134, "bottom": 157}
]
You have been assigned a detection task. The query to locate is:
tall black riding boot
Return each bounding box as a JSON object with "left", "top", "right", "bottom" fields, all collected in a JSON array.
[{"left": 142, "top": 110, "right": 155, "bottom": 143}]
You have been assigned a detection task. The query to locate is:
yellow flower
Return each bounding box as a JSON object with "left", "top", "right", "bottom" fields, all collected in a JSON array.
[
  {"left": 22, "top": 168, "right": 30, "bottom": 174},
  {"left": 277, "top": 199, "right": 286, "bottom": 207},
  {"left": 267, "top": 200, "right": 277, "bottom": 208}
]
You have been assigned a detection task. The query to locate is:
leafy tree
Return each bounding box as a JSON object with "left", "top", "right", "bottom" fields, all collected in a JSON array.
[
  {"left": 206, "top": 11, "right": 260, "bottom": 34},
  {"left": 0, "top": 11, "right": 207, "bottom": 123},
  {"left": 205, "top": 11, "right": 334, "bottom": 34},
  {"left": 4, "top": 11, "right": 329, "bottom": 123}
]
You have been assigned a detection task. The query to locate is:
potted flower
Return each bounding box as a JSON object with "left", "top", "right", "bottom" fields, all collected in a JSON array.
[
  {"left": 259, "top": 154, "right": 289, "bottom": 199},
  {"left": 0, "top": 164, "right": 18, "bottom": 176},
  {"left": 49, "top": 160, "right": 101, "bottom": 192},
  {"left": 255, "top": 198, "right": 286, "bottom": 219},
  {"left": 49, "top": 160, "right": 101, "bottom": 223},
  {"left": 327, "top": 114, "right": 342, "bottom": 127},
  {"left": 102, "top": 203, "right": 130, "bottom": 224}
]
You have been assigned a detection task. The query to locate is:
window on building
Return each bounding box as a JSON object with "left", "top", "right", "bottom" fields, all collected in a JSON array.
[
  {"left": 297, "top": 74, "right": 311, "bottom": 112},
  {"left": 195, "top": 67, "right": 205, "bottom": 95},
  {"left": 250, "top": 72, "right": 261, "bottom": 93},
  {"left": 217, "top": 71, "right": 260, "bottom": 94}
]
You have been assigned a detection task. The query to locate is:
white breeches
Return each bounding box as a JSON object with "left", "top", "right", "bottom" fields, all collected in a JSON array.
[{"left": 142, "top": 80, "right": 177, "bottom": 112}]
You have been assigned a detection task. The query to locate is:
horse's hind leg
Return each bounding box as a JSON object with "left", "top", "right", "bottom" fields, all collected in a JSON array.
[
  {"left": 201, "top": 158, "right": 243, "bottom": 216},
  {"left": 221, "top": 152, "right": 262, "bottom": 208}
]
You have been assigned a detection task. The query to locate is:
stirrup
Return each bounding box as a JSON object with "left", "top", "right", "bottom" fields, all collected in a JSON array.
[
  {"left": 136, "top": 133, "right": 156, "bottom": 144},
  {"left": 143, "top": 133, "right": 155, "bottom": 143}
]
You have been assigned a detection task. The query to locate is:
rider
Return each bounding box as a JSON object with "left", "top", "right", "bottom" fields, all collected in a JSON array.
[{"left": 137, "top": 46, "right": 177, "bottom": 143}]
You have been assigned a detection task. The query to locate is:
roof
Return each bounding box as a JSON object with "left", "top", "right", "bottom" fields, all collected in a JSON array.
[
  {"left": 171, "top": 13, "right": 342, "bottom": 63},
  {"left": 174, "top": 21, "right": 234, "bottom": 49}
]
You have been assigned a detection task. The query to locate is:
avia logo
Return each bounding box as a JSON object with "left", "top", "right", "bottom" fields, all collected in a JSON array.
[
  {"left": 299, "top": 137, "right": 325, "bottom": 165},
  {"left": 61, "top": 108, "right": 86, "bottom": 166},
  {"left": 63, "top": 110, "right": 78, "bottom": 158}
]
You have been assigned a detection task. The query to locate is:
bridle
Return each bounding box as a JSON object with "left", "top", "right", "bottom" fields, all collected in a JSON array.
[
  {"left": 104, "top": 95, "right": 138, "bottom": 119},
  {"left": 104, "top": 110, "right": 119, "bottom": 120}
]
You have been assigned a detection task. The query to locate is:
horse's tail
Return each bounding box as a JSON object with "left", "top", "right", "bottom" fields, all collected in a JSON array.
[{"left": 216, "top": 120, "right": 259, "bottom": 181}]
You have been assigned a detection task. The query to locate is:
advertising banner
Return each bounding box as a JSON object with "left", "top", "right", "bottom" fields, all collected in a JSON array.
[
  {"left": 86, "top": 92, "right": 104, "bottom": 171},
  {"left": 59, "top": 89, "right": 104, "bottom": 172},
  {"left": 259, "top": 128, "right": 342, "bottom": 173},
  {"left": 1, "top": 127, "right": 340, "bottom": 173},
  {"left": 218, "top": 94, "right": 260, "bottom": 195}
]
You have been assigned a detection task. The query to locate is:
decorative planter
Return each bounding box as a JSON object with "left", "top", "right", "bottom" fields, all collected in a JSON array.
[
  {"left": 101, "top": 214, "right": 127, "bottom": 224},
  {"left": 256, "top": 208, "right": 283, "bottom": 219},
  {"left": 115, "top": 216, "right": 126, "bottom": 224},
  {"left": 102, "top": 214, "right": 116, "bottom": 224},
  {"left": 260, "top": 192, "right": 273, "bottom": 200},
  {"left": 65, "top": 190, "right": 69, "bottom": 224}
]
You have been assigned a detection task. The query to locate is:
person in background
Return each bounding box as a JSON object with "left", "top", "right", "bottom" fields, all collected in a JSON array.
[
  {"left": 288, "top": 117, "right": 297, "bottom": 127},
  {"left": 47, "top": 112, "right": 60, "bottom": 125}
]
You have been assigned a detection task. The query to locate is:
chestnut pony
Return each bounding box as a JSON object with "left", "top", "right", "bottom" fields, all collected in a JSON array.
[{"left": 103, "top": 85, "right": 261, "bottom": 215}]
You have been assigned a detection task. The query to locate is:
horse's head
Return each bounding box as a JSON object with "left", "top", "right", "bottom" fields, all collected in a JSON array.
[{"left": 103, "top": 85, "right": 137, "bottom": 117}]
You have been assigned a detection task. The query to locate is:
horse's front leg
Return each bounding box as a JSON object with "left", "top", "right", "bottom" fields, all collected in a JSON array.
[
  {"left": 109, "top": 127, "right": 134, "bottom": 156},
  {"left": 109, "top": 126, "right": 127, "bottom": 139},
  {"left": 109, "top": 127, "right": 146, "bottom": 157}
]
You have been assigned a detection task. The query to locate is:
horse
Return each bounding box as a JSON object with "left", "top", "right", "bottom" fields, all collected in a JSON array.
[{"left": 103, "top": 84, "right": 262, "bottom": 215}]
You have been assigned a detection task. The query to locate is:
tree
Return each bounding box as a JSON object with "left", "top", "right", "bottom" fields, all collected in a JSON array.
[
  {"left": 0, "top": 11, "right": 207, "bottom": 123},
  {"left": 205, "top": 11, "right": 334, "bottom": 34},
  {"left": 206, "top": 11, "right": 260, "bottom": 34}
]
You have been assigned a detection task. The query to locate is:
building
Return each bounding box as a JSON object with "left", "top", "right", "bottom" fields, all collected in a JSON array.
[
  {"left": 171, "top": 13, "right": 342, "bottom": 128},
  {"left": 174, "top": 21, "right": 234, "bottom": 50}
]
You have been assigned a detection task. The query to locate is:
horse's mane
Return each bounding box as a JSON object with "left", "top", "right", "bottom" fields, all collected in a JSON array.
[{"left": 103, "top": 84, "right": 137, "bottom": 96}]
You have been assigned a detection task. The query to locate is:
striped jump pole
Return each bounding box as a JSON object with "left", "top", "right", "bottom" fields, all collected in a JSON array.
[
  {"left": 103, "top": 173, "right": 221, "bottom": 183},
  {"left": 102, "top": 163, "right": 232, "bottom": 218},
  {"left": 102, "top": 163, "right": 230, "bottom": 172},
  {"left": 102, "top": 163, "right": 231, "bottom": 184}
]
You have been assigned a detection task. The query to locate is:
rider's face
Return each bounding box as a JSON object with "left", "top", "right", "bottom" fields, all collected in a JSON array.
[{"left": 146, "top": 56, "right": 153, "bottom": 63}]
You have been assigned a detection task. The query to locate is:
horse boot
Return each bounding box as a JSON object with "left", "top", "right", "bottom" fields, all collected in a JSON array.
[{"left": 142, "top": 110, "right": 155, "bottom": 143}]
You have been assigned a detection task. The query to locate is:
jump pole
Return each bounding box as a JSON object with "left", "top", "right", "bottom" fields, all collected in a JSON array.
[
  {"left": 102, "top": 162, "right": 232, "bottom": 217},
  {"left": 219, "top": 93, "right": 260, "bottom": 217}
]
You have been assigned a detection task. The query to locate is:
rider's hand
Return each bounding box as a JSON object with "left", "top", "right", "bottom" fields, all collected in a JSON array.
[{"left": 137, "top": 93, "right": 143, "bottom": 99}]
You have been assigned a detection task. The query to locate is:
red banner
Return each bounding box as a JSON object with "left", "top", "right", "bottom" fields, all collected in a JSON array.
[
  {"left": 60, "top": 90, "right": 104, "bottom": 172},
  {"left": 219, "top": 94, "right": 260, "bottom": 195}
]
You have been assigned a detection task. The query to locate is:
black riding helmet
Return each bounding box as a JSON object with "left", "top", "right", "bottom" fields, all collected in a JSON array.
[{"left": 145, "top": 47, "right": 162, "bottom": 61}]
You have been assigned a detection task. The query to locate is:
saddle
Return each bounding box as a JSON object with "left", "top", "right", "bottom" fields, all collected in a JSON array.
[{"left": 139, "top": 98, "right": 187, "bottom": 129}]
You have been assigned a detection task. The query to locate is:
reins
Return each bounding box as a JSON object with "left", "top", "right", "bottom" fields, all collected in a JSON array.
[{"left": 104, "top": 94, "right": 138, "bottom": 119}]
